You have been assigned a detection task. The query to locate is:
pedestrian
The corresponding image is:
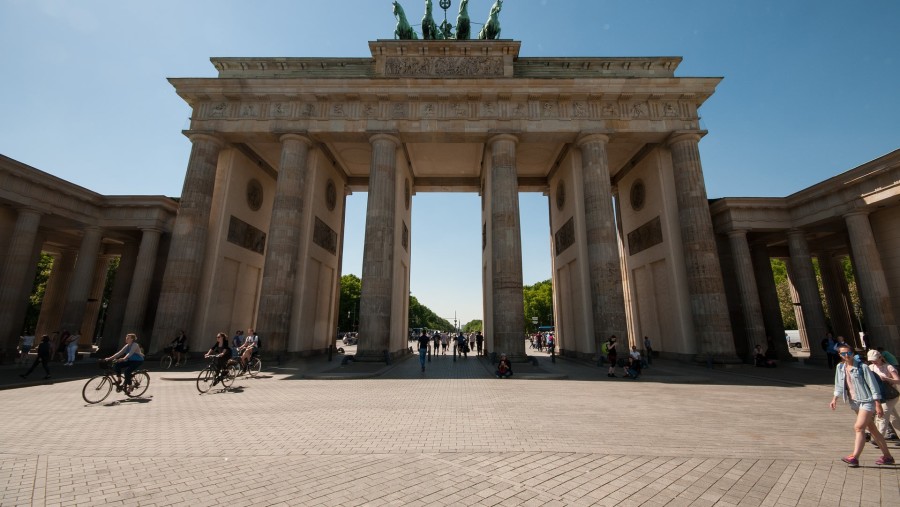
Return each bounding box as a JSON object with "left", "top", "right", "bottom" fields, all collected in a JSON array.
[
  {"left": 824, "top": 332, "right": 838, "bottom": 369},
  {"left": 866, "top": 349, "right": 900, "bottom": 441},
  {"left": 20, "top": 335, "right": 52, "bottom": 380},
  {"left": 830, "top": 343, "right": 895, "bottom": 467},
  {"left": 417, "top": 330, "right": 429, "bottom": 372},
  {"left": 643, "top": 336, "right": 653, "bottom": 366},
  {"left": 605, "top": 335, "right": 619, "bottom": 378},
  {"left": 476, "top": 332, "right": 484, "bottom": 356},
  {"left": 64, "top": 333, "right": 80, "bottom": 365}
]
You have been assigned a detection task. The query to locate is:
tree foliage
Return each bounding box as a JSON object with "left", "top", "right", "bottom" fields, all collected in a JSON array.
[
  {"left": 337, "top": 274, "right": 452, "bottom": 333},
  {"left": 462, "top": 319, "right": 482, "bottom": 332},
  {"left": 523, "top": 279, "right": 553, "bottom": 332},
  {"left": 23, "top": 253, "right": 54, "bottom": 333}
]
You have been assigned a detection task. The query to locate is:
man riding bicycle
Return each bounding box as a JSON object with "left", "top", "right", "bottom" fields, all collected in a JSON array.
[
  {"left": 238, "top": 328, "right": 259, "bottom": 372},
  {"left": 204, "top": 333, "right": 233, "bottom": 385}
]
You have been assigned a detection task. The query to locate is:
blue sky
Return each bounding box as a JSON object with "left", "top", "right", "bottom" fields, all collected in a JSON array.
[{"left": 2, "top": 0, "right": 898, "bottom": 326}]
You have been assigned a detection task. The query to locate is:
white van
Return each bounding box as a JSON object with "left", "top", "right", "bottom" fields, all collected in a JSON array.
[{"left": 785, "top": 330, "right": 802, "bottom": 348}]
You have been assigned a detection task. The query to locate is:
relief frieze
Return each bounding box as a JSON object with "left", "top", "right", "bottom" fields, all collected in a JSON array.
[
  {"left": 554, "top": 217, "right": 575, "bottom": 256},
  {"left": 627, "top": 216, "right": 663, "bottom": 256},
  {"left": 384, "top": 56, "right": 504, "bottom": 78},
  {"left": 227, "top": 216, "right": 266, "bottom": 255},
  {"left": 313, "top": 217, "right": 337, "bottom": 255}
]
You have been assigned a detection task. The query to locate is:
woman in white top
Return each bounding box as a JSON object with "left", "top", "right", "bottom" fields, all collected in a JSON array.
[
  {"left": 867, "top": 349, "right": 900, "bottom": 440},
  {"left": 106, "top": 333, "right": 145, "bottom": 388}
]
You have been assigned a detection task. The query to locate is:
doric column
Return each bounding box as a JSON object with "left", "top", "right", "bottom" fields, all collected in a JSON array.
[
  {"left": 750, "top": 244, "right": 789, "bottom": 360},
  {"left": 844, "top": 211, "right": 900, "bottom": 351},
  {"left": 786, "top": 230, "right": 828, "bottom": 361},
  {"left": 356, "top": 134, "right": 400, "bottom": 361},
  {"left": 79, "top": 255, "right": 112, "bottom": 347},
  {"left": 151, "top": 133, "right": 224, "bottom": 352},
  {"left": 0, "top": 208, "right": 43, "bottom": 354},
  {"left": 667, "top": 133, "right": 738, "bottom": 361},
  {"left": 819, "top": 251, "right": 855, "bottom": 343},
  {"left": 727, "top": 230, "right": 770, "bottom": 359},
  {"left": 577, "top": 134, "right": 628, "bottom": 348},
  {"left": 488, "top": 134, "right": 526, "bottom": 361},
  {"left": 121, "top": 228, "right": 162, "bottom": 339},
  {"left": 35, "top": 249, "right": 76, "bottom": 338},
  {"left": 257, "top": 134, "right": 313, "bottom": 354},
  {"left": 58, "top": 226, "right": 104, "bottom": 336},
  {"left": 100, "top": 240, "right": 138, "bottom": 354}
]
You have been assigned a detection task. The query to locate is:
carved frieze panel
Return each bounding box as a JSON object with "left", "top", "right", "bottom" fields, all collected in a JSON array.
[
  {"left": 208, "top": 102, "right": 229, "bottom": 118},
  {"left": 420, "top": 102, "right": 436, "bottom": 118},
  {"left": 392, "top": 102, "right": 409, "bottom": 118},
  {"left": 573, "top": 101, "right": 589, "bottom": 118},
  {"left": 313, "top": 217, "right": 337, "bottom": 255},
  {"left": 629, "top": 102, "right": 648, "bottom": 119},
  {"left": 362, "top": 103, "right": 379, "bottom": 118},
  {"left": 300, "top": 103, "right": 317, "bottom": 118},
  {"left": 384, "top": 56, "right": 504, "bottom": 78},
  {"left": 554, "top": 217, "right": 575, "bottom": 256},
  {"left": 270, "top": 102, "right": 291, "bottom": 117},
  {"left": 601, "top": 102, "right": 619, "bottom": 118},
  {"left": 331, "top": 103, "right": 346, "bottom": 117},
  {"left": 227, "top": 216, "right": 266, "bottom": 255},
  {"left": 239, "top": 103, "right": 261, "bottom": 118},
  {"left": 541, "top": 101, "right": 557, "bottom": 117},
  {"left": 627, "top": 216, "right": 663, "bottom": 256}
]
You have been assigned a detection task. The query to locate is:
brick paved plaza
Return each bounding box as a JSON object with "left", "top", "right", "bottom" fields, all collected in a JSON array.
[{"left": 1, "top": 352, "right": 898, "bottom": 506}]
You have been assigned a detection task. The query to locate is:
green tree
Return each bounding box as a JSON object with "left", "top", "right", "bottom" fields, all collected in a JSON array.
[
  {"left": 771, "top": 258, "right": 797, "bottom": 329},
  {"left": 462, "top": 319, "right": 482, "bottom": 332},
  {"left": 523, "top": 279, "right": 553, "bottom": 332},
  {"left": 23, "top": 253, "right": 54, "bottom": 333},
  {"left": 338, "top": 274, "right": 361, "bottom": 332}
]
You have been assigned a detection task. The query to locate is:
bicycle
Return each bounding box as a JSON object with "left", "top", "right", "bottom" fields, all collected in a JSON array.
[
  {"left": 82, "top": 360, "right": 150, "bottom": 404},
  {"left": 235, "top": 352, "right": 262, "bottom": 378},
  {"left": 196, "top": 356, "right": 238, "bottom": 394},
  {"left": 160, "top": 345, "right": 189, "bottom": 369}
]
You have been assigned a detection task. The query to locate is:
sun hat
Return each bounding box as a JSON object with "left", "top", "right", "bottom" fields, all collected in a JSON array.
[{"left": 867, "top": 349, "right": 882, "bottom": 361}]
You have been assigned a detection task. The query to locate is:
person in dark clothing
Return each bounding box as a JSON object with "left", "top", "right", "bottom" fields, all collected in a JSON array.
[
  {"left": 418, "top": 330, "right": 430, "bottom": 372},
  {"left": 20, "top": 335, "right": 52, "bottom": 380},
  {"left": 495, "top": 353, "right": 513, "bottom": 378}
]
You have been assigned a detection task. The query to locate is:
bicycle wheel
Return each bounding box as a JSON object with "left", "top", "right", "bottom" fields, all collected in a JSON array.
[
  {"left": 160, "top": 355, "right": 173, "bottom": 369},
  {"left": 221, "top": 363, "right": 237, "bottom": 388},
  {"left": 82, "top": 375, "right": 112, "bottom": 404},
  {"left": 126, "top": 371, "right": 150, "bottom": 398},
  {"left": 196, "top": 367, "right": 215, "bottom": 394},
  {"left": 248, "top": 357, "right": 261, "bottom": 377}
]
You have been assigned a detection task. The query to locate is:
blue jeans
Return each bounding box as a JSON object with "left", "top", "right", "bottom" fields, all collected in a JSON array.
[{"left": 419, "top": 348, "right": 427, "bottom": 368}]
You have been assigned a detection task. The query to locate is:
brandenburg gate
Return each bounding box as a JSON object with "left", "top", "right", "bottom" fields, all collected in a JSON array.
[{"left": 155, "top": 39, "right": 739, "bottom": 363}]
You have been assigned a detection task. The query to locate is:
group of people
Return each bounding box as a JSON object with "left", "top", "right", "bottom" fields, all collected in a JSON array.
[
  {"left": 829, "top": 336, "right": 899, "bottom": 467},
  {"left": 602, "top": 335, "right": 651, "bottom": 380},
  {"left": 415, "top": 330, "right": 483, "bottom": 372},
  {"left": 528, "top": 333, "right": 555, "bottom": 352}
]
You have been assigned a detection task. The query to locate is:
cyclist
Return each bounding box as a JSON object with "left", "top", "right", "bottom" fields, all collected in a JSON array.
[
  {"left": 106, "top": 333, "right": 144, "bottom": 390},
  {"left": 165, "top": 329, "right": 188, "bottom": 366},
  {"left": 204, "top": 332, "right": 233, "bottom": 385},
  {"left": 238, "top": 328, "right": 259, "bottom": 371}
]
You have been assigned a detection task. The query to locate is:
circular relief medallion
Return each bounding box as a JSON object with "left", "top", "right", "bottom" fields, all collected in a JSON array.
[
  {"left": 404, "top": 179, "right": 411, "bottom": 210},
  {"left": 630, "top": 179, "right": 646, "bottom": 212},
  {"left": 325, "top": 179, "right": 337, "bottom": 211},
  {"left": 556, "top": 180, "right": 566, "bottom": 210},
  {"left": 246, "top": 179, "right": 263, "bottom": 211}
]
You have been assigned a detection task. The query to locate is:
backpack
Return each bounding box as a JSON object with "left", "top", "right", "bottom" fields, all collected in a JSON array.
[
  {"left": 254, "top": 335, "right": 261, "bottom": 350},
  {"left": 601, "top": 342, "right": 609, "bottom": 354},
  {"left": 872, "top": 368, "right": 900, "bottom": 400}
]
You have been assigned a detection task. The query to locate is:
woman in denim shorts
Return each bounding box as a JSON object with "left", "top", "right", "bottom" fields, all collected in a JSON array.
[{"left": 830, "top": 342, "right": 895, "bottom": 467}]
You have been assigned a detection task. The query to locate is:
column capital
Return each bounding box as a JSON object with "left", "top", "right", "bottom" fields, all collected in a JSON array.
[
  {"left": 576, "top": 132, "right": 611, "bottom": 147},
  {"left": 487, "top": 133, "right": 519, "bottom": 147},
  {"left": 843, "top": 209, "right": 870, "bottom": 220},
  {"left": 279, "top": 133, "right": 313, "bottom": 146},
  {"left": 368, "top": 133, "right": 401, "bottom": 147},
  {"left": 138, "top": 226, "right": 163, "bottom": 235},
  {"left": 666, "top": 130, "right": 707, "bottom": 147},
  {"left": 185, "top": 132, "right": 225, "bottom": 149},
  {"left": 726, "top": 229, "right": 749, "bottom": 239},
  {"left": 786, "top": 228, "right": 807, "bottom": 240}
]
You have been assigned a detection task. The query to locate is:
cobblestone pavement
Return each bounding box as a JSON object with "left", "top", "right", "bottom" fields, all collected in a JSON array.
[{"left": 0, "top": 352, "right": 898, "bottom": 506}]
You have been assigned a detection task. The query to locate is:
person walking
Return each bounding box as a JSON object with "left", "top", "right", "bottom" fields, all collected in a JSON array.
[
  {"left": 605, "top": 335, "right": 619, "bottom": 378},
  {"left": 830, "top": 343, "right": 895, "bottom": 467},
  {"left": 643, "top": 336, "right": 653, "bottom": 366},
  {"left": 20, "top": 335, "right": 52, "bottom": 380},
  {"left": 417, "top": 330, "right": 429, "bottom": 372},
  {"left": 64, "top": 333, "right": 80, "bottom": 365},
  {"left": 867, "top": 349, "right": 900, "bottom": 440}
]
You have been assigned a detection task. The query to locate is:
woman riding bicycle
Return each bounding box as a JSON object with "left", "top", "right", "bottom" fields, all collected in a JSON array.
[
  {"left": 204, "top": 332, "right": 232, "bottom": 384},
  {"left": 106, "top": 333, "right": 144, "bottom": 389}
]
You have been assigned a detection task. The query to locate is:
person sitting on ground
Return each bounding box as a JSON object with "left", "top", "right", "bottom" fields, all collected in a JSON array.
[
  {"left": 205, "top": 332, "right": 233, "bottom": 385},
  {"left": 624, "top": 346, "right": 642, "bottom": 379},
  {"left": 496, "top": 353, "right": 513, "bottom": 378},
  {"left": 106, "top": 333, "right": 144, "bottom": 389},
  {"left": 754, "top": 344, "right": 776, "bottom": 368}
]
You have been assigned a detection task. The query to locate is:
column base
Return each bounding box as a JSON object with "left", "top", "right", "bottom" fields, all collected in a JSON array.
[{"left": 692, "top": 353, "right": 743, "bottom": 366}]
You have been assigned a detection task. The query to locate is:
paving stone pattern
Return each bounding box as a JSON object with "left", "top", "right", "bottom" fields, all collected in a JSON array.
[{"left": 0, "top": 354, "right": 898, "bottom": 506}]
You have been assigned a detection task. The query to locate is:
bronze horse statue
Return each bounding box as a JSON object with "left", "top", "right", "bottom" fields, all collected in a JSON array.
[
  {"left": 477, "top": 0, "right": 502, "bottom": 40},
  {"left": 421, "top": 0, "right": 443, "bottom": 40},
  {"left": 455, "top": 0, "right": 470, "bottom": 40},
  {"left": 393, "top": 1, "right": 418, "bottom": 39}
]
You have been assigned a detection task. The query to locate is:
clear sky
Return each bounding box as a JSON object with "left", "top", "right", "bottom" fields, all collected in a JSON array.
[{"left": 2, "top": 1, "right": 898, "bottom": 326}]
